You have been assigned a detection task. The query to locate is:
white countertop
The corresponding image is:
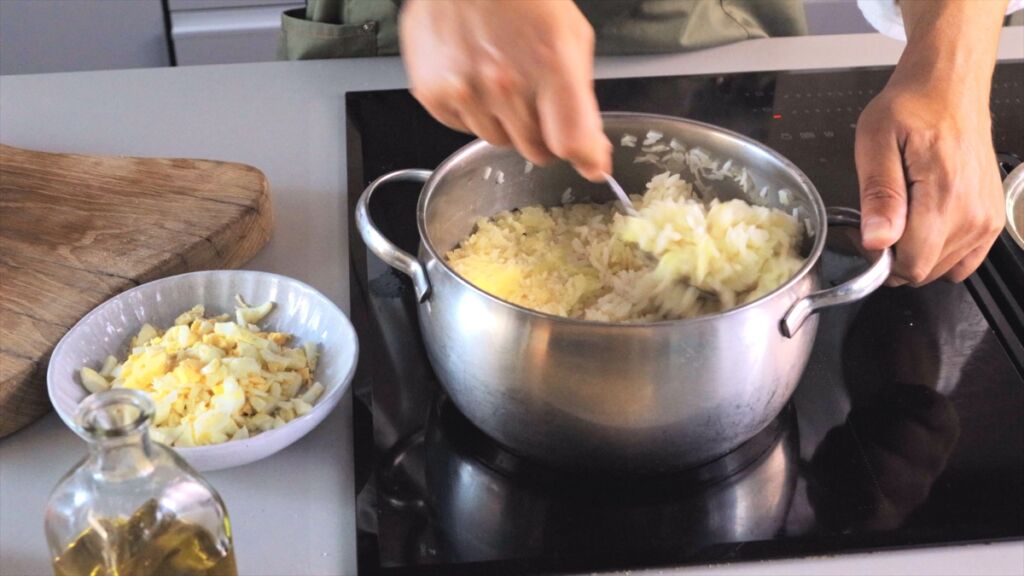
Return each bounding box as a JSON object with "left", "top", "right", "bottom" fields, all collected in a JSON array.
[{"left": 2, "top": 30, "right": 1023, "bottom": 576}]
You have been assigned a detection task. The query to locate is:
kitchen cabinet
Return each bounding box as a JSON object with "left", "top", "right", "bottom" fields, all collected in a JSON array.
[
  {"left": 804, "top": 0, "right": 874, "bottom": 35},
  {"left": 169, "top": 1, "right": 301, "bottom": 66},
  {"left": 0, "top": 0, "right": 169, "bottom": 75}
]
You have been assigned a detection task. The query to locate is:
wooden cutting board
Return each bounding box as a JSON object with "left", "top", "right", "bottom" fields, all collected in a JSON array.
[{"left": 0, "top": 144, "right": 273, "bottom": 437}]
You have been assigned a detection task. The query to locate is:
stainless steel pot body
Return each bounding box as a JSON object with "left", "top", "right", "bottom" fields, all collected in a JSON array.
[{"left": 357, "top": 113, "right": 891, "bottom": 473}]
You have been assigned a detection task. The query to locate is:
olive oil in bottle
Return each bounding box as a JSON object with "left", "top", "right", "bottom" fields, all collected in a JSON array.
[
  {"left": 53, "top": 499, "right": 236, "bottom": 576},
  {"left": 45, "top": 390, "right": 237, "bottom": 576}
]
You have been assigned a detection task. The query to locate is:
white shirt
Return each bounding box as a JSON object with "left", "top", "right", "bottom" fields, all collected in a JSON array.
[{"left": 858, "top": 0, "right": 1024, "bottom": 40}]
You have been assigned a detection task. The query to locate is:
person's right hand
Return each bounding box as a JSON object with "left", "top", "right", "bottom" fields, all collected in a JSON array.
[{"left": 399, "top": 0, "right": 612, "bottom": 181}]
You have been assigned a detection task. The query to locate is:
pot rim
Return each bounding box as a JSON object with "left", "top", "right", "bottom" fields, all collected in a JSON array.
[{"left": 416, "top": 112, "right": 829, "bottom": 328}]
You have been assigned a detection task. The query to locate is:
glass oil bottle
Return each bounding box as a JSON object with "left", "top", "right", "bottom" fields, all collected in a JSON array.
[{"left": 44, "top": 389, "right": 237, "bottom": 576}]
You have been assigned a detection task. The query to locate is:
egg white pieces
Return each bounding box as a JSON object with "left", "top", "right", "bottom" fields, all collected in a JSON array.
[{"left": 79, "top": 298, "right": 324, "bottom": 447}]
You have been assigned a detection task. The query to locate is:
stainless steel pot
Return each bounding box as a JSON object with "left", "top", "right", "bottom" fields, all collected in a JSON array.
[
  {"left": 1003, "top": 161, "right": 1024, "bottom": 251},
  {"left": 356, "top": 113, "right": 892, "bottom": 473}
]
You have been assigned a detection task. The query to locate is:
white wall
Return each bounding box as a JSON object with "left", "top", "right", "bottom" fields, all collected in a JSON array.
[{"left": 0, "top": 0, "right": 169, "bottom": 75}]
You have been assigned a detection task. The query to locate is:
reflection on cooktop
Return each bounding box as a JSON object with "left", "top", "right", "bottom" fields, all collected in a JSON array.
[
  {"left": 347, "top": 63, "right": 1024, "bottom": 575},
  {"left": 425, "top": 399, "right": 797, "bottom": 565}
]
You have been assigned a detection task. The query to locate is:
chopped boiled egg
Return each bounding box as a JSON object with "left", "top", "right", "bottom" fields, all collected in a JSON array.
[
  {"left": 78, "top": 297, "right": 326, "bottom": 447},
  {"left": 80, "top": 367, "right": 110, "bottom": 394}
]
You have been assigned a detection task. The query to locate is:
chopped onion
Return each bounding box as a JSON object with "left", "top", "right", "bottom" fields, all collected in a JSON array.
[
  {"left": 734, "top": 168, "right": 752, "bottom": 192},
  {"left": 642, "top": 144, "right": 669, "bottom": 153},
  {"left": 633, "top": 153, "right": 662, "bottom": 166},
  {"left": 643, "top": 130, "right": 664, "bottom": 146}
]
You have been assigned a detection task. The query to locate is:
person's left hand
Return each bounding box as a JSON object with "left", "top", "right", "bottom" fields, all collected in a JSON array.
[{"left": 854, "top": 69, "right": 1005, "bottom": 285}]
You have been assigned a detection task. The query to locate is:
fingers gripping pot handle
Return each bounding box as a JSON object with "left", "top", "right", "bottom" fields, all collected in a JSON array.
[
  {"left": 781, "top": 207, "right": 893, "bottom": 338},
  {"left": 355, "top": 169, "right": 433, "bottom": 302}
]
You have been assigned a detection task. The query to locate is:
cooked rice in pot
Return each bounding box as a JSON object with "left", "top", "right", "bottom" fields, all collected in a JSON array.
[{"left": 445, "top": 171, "right": 805, "bottom": 323}]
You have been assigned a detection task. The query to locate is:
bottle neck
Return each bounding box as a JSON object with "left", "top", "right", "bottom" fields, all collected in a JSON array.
[
  {"left": 88, "top": 430, "right": 157, "bottom": 480},
  {"left": 76, "top": 389, "right": 161, "bottom": 480}
]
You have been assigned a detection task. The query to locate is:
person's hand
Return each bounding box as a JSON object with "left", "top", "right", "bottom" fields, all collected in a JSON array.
[
  {"left": 399, "top": 0, "right": 611, "bottom": 181},
  {"left": 855, "top": 76, "right": 1004, "bottom": 285},
  {"left": 854, "top": 0, "right": 1007, "bottom": 285}
]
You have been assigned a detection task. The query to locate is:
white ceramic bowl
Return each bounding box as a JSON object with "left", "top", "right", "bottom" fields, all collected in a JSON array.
[{"left": 48, "top": 270, "right": 358, "bottom": 471}]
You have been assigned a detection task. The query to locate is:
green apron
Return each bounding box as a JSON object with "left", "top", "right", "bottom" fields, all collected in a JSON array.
[{"left": 279, "top": 0, "right": 807, "bottom": 60}]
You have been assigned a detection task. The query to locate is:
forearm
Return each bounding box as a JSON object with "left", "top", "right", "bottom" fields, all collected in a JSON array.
[{"left": 894, "top": 0, "right": 1007, "bottom": 99}]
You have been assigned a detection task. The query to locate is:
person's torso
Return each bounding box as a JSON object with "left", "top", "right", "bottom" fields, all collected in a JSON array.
[{"left": 280, "top": 0, "right": 807, "bottom": 60}]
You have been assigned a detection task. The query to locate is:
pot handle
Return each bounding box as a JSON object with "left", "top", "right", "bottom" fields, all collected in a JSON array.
[
  {"left": 355, "top": 169, "right": 433, "bottom": 302},
  {"left": 780, "top": 206, "right": 893, "bottom": 338}
]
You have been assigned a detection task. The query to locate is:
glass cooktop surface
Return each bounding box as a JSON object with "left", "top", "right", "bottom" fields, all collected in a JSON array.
[{"left": 345, "top": 63, "right": 1024, "bottom": 575}]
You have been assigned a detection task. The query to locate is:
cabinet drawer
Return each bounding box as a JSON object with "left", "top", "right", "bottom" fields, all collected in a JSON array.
[
  {"left": 169, "top": 0, "right": 299, "bottom": 11},
  {"left": 171, "top": 4, "right": 301, "bottom": 65}
]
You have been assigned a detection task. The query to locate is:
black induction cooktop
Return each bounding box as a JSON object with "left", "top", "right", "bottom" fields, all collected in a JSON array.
[{"left": 345, "top": 63, "right": 1024, "bottom": 575}]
